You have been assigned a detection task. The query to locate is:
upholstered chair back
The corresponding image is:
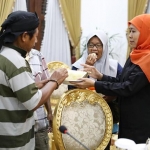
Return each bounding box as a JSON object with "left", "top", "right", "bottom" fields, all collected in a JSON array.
[{"left": 53, "top": 89, "right": 113, "bottom": 150}]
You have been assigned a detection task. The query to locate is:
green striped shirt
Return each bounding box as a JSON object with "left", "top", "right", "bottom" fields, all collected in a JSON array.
[{"left": 0, "top": 46, "right": 42, "bottom": 149}]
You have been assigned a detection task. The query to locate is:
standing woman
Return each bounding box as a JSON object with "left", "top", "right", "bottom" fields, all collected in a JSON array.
[
  {"left": 72, "top": 14, "right": 150, "bottom": 144},
  {"left": 70, "top": 30, "right": 122, "bottom": 149}
]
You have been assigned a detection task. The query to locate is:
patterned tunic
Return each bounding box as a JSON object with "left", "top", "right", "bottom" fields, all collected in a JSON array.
[{"left": 28, "top": 49, "right": 50, "bottom": 132}]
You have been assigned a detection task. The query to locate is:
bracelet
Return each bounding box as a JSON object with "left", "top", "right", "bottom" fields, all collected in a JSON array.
[{"left": 49, "top": 79, "right": 59, "bottom": 90}]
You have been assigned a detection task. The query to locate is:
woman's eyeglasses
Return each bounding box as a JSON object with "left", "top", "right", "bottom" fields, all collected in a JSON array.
[{"left": 88, "top": 43, "right": 103, "bottom": 49}]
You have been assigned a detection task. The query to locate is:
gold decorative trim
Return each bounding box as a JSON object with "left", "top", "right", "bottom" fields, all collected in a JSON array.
[{"left": 53, "top": 89, "right": 113, "bottom": 150}]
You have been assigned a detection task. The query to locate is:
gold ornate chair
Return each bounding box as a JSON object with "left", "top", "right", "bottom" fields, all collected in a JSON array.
[
  {"left": 47, "top": 61, "right": 70, "bottom": 150},
  {"left": 47, "top": 61, "right": 70, "bottom": 113},
  {"left": 53, "top": 89, "right": 113, "bottom": 150}
]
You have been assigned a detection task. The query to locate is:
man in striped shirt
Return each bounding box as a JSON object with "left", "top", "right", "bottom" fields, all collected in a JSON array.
[
  {"left": 0, "top": 11, "right": 68, "bottom": 150},
  {"left": 27, "top": 49, "right": 52, "bottom": 150}
]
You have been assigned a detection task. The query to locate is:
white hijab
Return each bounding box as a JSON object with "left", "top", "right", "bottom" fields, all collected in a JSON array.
[{"left": 73, "top": 30, "right": 118, "bottom": 77}]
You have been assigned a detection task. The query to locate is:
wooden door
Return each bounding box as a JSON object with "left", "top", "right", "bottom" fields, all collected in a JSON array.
[{"left": 26, "top": 0, "right": 47, "bottom": 50}]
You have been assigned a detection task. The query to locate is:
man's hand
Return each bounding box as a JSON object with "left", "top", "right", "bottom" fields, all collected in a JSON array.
[
  {"left": 50, "top": 68, "right": 68, "bottom": 85},
  {"left": 35, "top": 79, "right": 49, "bottom": 89},
  {"left": 47, "top": 113, "right": 53, "bottom": 132}
]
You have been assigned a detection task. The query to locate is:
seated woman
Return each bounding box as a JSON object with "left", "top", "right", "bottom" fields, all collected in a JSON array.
[
  {"left": 69, "top": 30, "right": 122, "bottom": 150},
  {"left": 72, "top": 30, "right": 122, "bottom": 79}
]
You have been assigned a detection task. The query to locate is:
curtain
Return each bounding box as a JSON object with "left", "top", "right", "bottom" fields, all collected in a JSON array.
[
  {"left": 41, "top": 0, "right": 71, "bottom": 66},
  {"left": 13, "top": 0, "right": 27, "bottom": 12},
  {"left": 0, "top": 0, "right": 15, "bottom": 27},
  {"left": 126, "top": 0, "right": 148, "bottom": 57},
  {"left": 128, "top": 0, "right": 148, "bottom": 21},
  {"left": 58, "top": 0, "right": 81, "bottom": 59},
  {"left": 146, "top": 0, "right": 150, "bottom": 13}
]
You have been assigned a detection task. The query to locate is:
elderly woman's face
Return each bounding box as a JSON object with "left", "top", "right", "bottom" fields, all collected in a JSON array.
[
  {"left": 87, "top": 36, "right": 103, "bottom": 60},
  {"left": 128, "top": 24, "right": 140, "bottom": 49}
]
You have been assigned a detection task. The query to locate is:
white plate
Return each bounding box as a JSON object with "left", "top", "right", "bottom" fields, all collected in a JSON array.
[
  {"left": 63, "top": 80, "right": 83, "bottom": 85},
  {"left": 65, "top": 70, "right": 88, "bottom": 81}
]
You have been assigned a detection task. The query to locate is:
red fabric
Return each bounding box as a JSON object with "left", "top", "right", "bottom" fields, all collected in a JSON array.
[{"left": 129, "top": 14, "right": 150, "bottom": 81}]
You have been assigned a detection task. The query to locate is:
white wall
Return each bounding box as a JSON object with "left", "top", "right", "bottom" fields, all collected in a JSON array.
[{"left": 81, "top": 0, "right": 128, "bottom": 66}]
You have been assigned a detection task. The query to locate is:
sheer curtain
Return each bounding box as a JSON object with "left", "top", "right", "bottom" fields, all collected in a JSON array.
[
  {"left": 41, "top": 0, "right": 71, "bottom": 66},
  {"left": 13, "top": 0, "right": 27, "bottom": 11},
  {"left": 146, "top": 0, "right": 150, "bottom": 13}
]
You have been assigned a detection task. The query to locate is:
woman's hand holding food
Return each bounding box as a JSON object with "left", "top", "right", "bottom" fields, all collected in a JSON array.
[{"left": 85, "top": 53, "right": 97, "bottom": 66}]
